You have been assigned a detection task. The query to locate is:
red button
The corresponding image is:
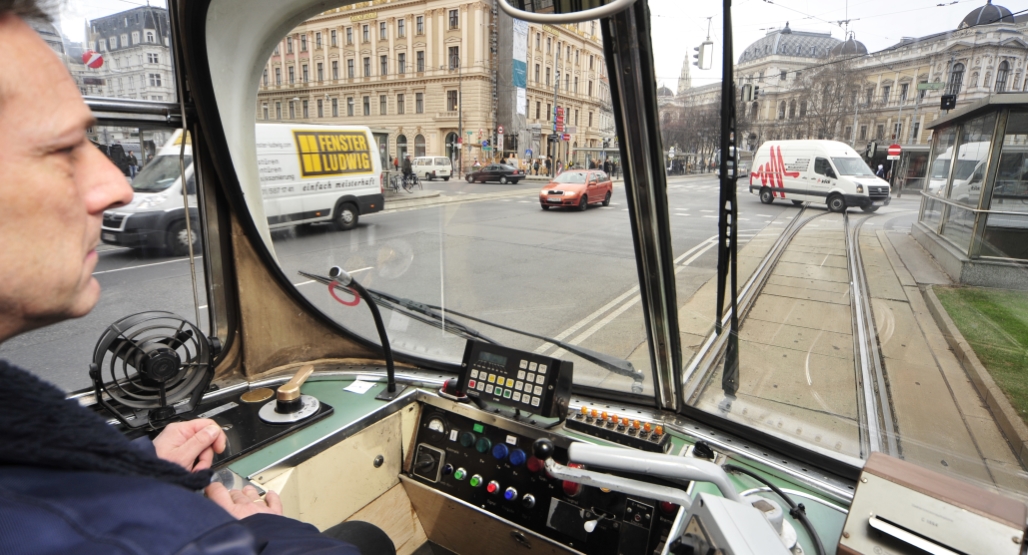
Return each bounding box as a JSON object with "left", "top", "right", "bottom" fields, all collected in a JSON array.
[
  {"left": 659, "top": 501, "right": 679, "bottom": 514},
  {"left": 486, "top": 481, "right": 499, "bottom": 494},
  {"left": 468, "top": 380, "right": 477, "bottom": 389},
  {"left": 526, "top": 456, "right": 545, "bottom": 473}
]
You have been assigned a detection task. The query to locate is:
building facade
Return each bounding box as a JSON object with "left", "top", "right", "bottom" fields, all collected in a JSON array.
[
  {"left": 256, "top": 0, "right": 613, "bottom": 171},
  {"left": 86, "top": 6, "right": 176, "bottom": 102}
]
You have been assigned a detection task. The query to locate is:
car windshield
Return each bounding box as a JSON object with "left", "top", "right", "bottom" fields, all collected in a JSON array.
[
  {"left": 553, "top": 172, "right": 588, "bottom": 184},
  {"left": 831, "top": 157, "right": 875, "bottom": 177},
  {"left": 131, "top": 155, "right": 191, "bottom": 193}
]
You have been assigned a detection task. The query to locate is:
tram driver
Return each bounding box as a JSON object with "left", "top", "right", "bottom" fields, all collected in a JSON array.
[{"left": 0, "top": 3, "right": 393, "bottom": 554}]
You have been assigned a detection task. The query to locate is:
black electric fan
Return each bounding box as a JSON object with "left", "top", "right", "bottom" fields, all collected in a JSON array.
[{"left": 89, "top": 311, "right": 218, "bottom": 429}]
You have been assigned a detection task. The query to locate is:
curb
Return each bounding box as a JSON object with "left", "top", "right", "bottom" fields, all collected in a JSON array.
[{"left": 922, "top": 285, "right": 1028, "bottom": 468}]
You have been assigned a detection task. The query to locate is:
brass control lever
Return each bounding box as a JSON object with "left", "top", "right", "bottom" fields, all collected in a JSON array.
[{"left": 276, "top": 364, "right": 313, "bottom": 414}]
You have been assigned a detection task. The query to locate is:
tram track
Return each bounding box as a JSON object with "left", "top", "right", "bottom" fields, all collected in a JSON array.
[{"left": 683, "top": 205, "right": 898, "bottom": 459}]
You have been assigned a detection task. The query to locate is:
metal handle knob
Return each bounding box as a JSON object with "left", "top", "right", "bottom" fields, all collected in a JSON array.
[{"left": 277, "top": 364, "right": 314, "bottom": 403}]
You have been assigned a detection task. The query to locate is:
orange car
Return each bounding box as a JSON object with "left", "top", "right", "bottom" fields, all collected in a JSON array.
[{"left": 539, "top": 170, "right": 613, "bottom": 211}]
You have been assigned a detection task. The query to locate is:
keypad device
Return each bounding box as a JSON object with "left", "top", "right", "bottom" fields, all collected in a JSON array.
[{"left": 458, "top": 339, "right": 573, "bottom": 419}]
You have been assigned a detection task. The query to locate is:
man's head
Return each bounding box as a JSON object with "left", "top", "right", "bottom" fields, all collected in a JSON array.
[{"left": 0, "top": 5, "right": 134, "bottom": 343}]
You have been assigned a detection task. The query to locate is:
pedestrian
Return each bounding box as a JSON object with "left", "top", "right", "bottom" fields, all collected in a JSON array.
[
  {"left": 876, "top": 164, "right": 885, "bottom": 178},
  {"left": 127, "top": 151, "right": 138, "bottom": 179},
  {"left": 473, "top": 157, "right": 481, "bottom": 170},
  {"left": 393, "top": 155, "right": 399, "bottom": 171},
  {"left": 545, "top": 157, "right": 552, "bottom": 175},
  {"left": 603, "top": 158, "right": 611, "bottom": 175},
  {"left": 533, "top": 159, "right": 539, "bottom": 176}
]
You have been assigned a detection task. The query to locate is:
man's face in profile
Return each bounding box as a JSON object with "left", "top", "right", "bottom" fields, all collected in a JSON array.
[{"left": 0, "top": 14, "right": 133, "bottom": 341}]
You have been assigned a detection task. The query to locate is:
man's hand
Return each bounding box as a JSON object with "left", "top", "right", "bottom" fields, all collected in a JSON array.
[
  {"left": 205, "top": 483, "right": 283, "bottom": 519},
  {"left": 152, "top": 419, "right": 227, "bottom": 472}
]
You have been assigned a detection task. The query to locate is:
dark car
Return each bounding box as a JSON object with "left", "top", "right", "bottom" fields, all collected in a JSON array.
[{"left": 466, "top": 163, "right": 524, "bottom": 184}]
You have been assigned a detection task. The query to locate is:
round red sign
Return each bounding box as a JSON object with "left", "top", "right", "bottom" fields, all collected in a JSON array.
[
  {"left": 82, "top": 50, "right": 103, "bottom": 69},
  {"left": 888, "top": 144, "right": 902, "bottom": 157}
]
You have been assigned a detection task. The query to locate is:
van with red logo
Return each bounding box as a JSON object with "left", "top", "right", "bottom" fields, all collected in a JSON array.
[{"left": 749, "top": 140, "right": 891, "bottom": 213}]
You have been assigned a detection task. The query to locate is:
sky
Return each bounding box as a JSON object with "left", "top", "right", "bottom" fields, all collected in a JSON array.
[
  {"left": 648, "top": 0, "right": 1026, "bottom": 91},
  {"left": 57, "top": 0, "right": 168, "bottom": 43}
]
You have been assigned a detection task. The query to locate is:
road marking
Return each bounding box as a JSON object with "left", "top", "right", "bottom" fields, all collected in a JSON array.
[
  {"left": 93, "top": 256, "right": 203, "bottom": 275},
  {"left": 703, "top": 215, "right": 717, "bottom": 218},
  {"left": 700, "top": 210, "right": 714, "bottom": 213},
  {"left": 533, "top": 286, "right": 640, "bottom": 355}
]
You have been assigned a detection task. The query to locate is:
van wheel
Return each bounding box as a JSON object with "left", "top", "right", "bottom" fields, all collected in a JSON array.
[
  {"left": 791, "top": 200, "right": 803, "bottom": 206},
  {"left": 426, "top": 173, "right": 433, "bottom": 181},
  {"left": 500, "top": 176, "right": 509, "bottom": 184},
  {"left": 578, "top": 196, "right": 588, "bottom": 211},
  {"left": 759, "top": 188, "right": 775, "bottom": 204},
  {"left": 166, "top": 220, "right": 199, "bottom": 257},
  {"left": 443, "top": 176, "right": 450, "bottom": 181},
  {"left": 861, "top": 205, "right": 880, "bottom": 213},
  {"left": 333, "top": 202, "right": 359, "bottom": 231},
  {"left": 827, "top": 194, "right": 846, "bottom": 213}
]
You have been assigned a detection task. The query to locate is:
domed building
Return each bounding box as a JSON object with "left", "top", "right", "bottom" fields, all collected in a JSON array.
[
  {"left": 829, "top": 33, "right": 868, "bottom": 58},
  {"left": 959, "top": 0, "right": 1015, "bottom": 28}
]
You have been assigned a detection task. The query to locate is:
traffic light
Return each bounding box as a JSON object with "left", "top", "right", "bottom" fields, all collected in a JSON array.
[
  {"left": 865, "top": 142, "right": 877, "bottom": 158},
  {"left": 692, "top": 40, "right": 714, "bottom": 71},
  {"left": 940, "top": 94, "right": 956, "bottom": 110},
  {"left": 753, "top": 85, "right": 760, "bottom": 100}
]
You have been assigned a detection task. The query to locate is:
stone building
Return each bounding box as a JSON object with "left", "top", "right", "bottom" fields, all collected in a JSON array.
[{"left": 256, "top": 1, "right": 613, "bottom": 172}]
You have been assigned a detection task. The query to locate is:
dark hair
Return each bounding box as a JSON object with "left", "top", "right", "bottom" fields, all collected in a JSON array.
[{"left": 0, "top": 0, "right": 52, "bottom": 22}]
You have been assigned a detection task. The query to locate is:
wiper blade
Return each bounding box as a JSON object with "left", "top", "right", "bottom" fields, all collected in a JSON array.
[
  {"left": 298, "top": 271, "right": 499, "bottom": 344},
  {"left": 298, "top": 271, "right": 644, "bottom": 389}
]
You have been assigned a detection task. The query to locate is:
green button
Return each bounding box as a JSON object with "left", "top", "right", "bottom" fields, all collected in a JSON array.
[
  {"left": 453, "top": 468, "right": 466, "bottom": 480},
  {"left": 470, "top": 475, "right": 483, "bottom": 487},
  {"left": 476, "top": 437, "right": 493, "bottom": 454},
  {"left": 473, "top": 423, "right": 484, "bottom": 433},
  {"left": 495, "top": 388, "right": 504, "bottom": 397},
  {"left": 503, "top": 389, "right": 512, "bottom": 399}
]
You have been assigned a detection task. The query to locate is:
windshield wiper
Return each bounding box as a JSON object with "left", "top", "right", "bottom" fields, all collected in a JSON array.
[{"left": 298, "top": 270, "right": 644, "bottom": 389}]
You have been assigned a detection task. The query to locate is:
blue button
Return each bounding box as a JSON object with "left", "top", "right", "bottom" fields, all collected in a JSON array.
[
  {"left": 491, "top": 443, "right": 510, "bottom": 460},
  {"left": 508, "top": 448, "right": 527, "bottom": 467}
]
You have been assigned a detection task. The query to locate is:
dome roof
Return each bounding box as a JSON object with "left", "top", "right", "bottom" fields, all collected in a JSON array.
[
  {"left": 738, "top": 22, "right": 841, "bottom": 64},
  {"left": 960, "top": 0, "right": 1014, "bottom": 28},
  {"left": 657, "top": 85, "right": 674, "bottom": 97},
  {"left": 829, "top": 34, "right": 868, "bottom": 57}
]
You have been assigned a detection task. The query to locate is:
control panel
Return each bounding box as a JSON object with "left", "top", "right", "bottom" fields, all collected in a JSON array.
[
  {"left": 458, "top": 339, "right": 572, "bottom": 418},
  {"left": 409, "top": 405, "right": 679, "bottom": 555},
  {"left": 565, "top": 405, "right": 671, "bottom": 453}
]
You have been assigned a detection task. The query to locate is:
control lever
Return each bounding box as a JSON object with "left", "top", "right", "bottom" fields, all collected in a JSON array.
[{"left": 258, "top": 364, "right": 321, "bottom": 424}]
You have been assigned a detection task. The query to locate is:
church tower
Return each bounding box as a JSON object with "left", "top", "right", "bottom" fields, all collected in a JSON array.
[{"left": 677, "top": 55, "right": 692, "bottom": 95}]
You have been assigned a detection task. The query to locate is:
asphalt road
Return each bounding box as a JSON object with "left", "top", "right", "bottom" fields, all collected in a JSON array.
[{"left": 3, "top": 174, "right": 800, "bottom": 393}]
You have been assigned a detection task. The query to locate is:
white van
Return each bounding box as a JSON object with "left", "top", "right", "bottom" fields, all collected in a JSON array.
[
  {"left": 101, "top": 124, "right": 384, "bottom": 255},
  {"left": 412, "top": 156, "right": 453, "bottom": 181},
  {"left": 748, "top": 140, "right": 891, "bottom": 212}
]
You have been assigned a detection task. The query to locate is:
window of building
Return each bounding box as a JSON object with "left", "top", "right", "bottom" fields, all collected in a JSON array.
[
  {"left": 415, "top": 134, "right": 426, "bottom": 157},
  {"left": 535, "top": 101, "right": 540, "bottom": 119},
  {"left": 574, "top": 76, "right": 578, "bottom": 93},
  {"left": 380, "top": 95, "right": 387, "bottom": 115},
  {"left": 534, "top": 64, "right": 540, "bottom": 82},
  {"left": 588, "top": 112, "right": 593, "bottom": 127},
  {"left": 589, "top": 55, "right": 594, "bottom": 70},
  {"left": 416, "top": 51, "right": 424, "bottom": 72},
  {"left": 948, "top": 62, "right": 964, "bottom": 95},
  {"left": 275, "top": 67, "right": 281, "bottom": 85},
  {"left": 449, "top": 46, "right": 459, "bottom": 69},
  {"left": 447, "top": 90, "right": 458, "bottom": 111},
  {"left": 146, "top": 73, "right": 161, "bottom": 87},
  {"left": 145, "top": 30, "right": 155, "bottom": 43},
  {"left": 120, "top": 34, "right": 127, "bottom": 47},
  {"left": 778, "top": 101, "right": 786, "bottom": 120},
  {"left": 379, "top": 22, "right": 386, "bottom": 39},
  {"left": 398, "top": 53, "right": 406, "bottom": 75},
  {"left": 449, "top": 9, "right": 459, "bottom": 29},
  {"left": 780, "top": 70, "right": 787, "bottom": 81},
  {"left": 788, "top": 100, "right": 796, "bottom": 119},
  {"left": 263, "top": 104, "right": 269, "bottom": 120},
  {"left": 588, "top": 80, "right": 593, "bottom": 96},
  {"left": 844, "top": 126, "right": 852, "bottom": 139},
  {"left": 131, "top": 31, "right": 139, "bottom": 44},
  {"left": 302, "top": 100, "right": 308, "bottom": 118},
  {"left": 546, "top": 103, "right": 551, "bottom": 121},
  {"left": 331, "top": 29, "right": 337, "bottom": 46},
  {"left": 875, "top": 124, "right": 885, "bottom": 140},
  {"left": 397, "top": 134, "right": 408, "bottom": 159},
  {"left": 881, "top": 85, "right": 890, "bottom": 104},
  {"left": 362, "top": 96, "right": 370, "bottom": 116},
  {"left": 275, "top": 101, "right": 281, "bottom": 119},
  {"left": 546, "top": 37, "right": 551, "bottom": 54},
  {"left": 316, "top": 63, "right": 323, "bottom": 82},
  {"left": 147, "top": 53, "right": 159, "bottom": 64},
  {"left": 346, "top": 59, "right": 354, "bottom": 79},
  {"left": 362, "top": 25, "right": 369, "bottom": 42},
  {"left": 380, "top": 55, "right": 388, "bottom": 75},
  {"left": 535, "top": 33, "right": 540, "bottom": 50},
  {"left": 286, "top": 37, "right": 293, "bottom": 53},
  {"left": 300, "top": 34, "right": 307, "bottom": 51},
  {"left": 919, "top": 80, "right": 928, "bottom": 99},
  {"left": 262, "top": 69, "right": 268, "bottom": 86},
  {"left": 109, "top": 37, "right": 116, "bottom": 49},
  {"left": 566, "top": 45, "right": 571, "bottom": 60},
  {"left": 545, "top": 67, "right": 551, "bottom": 86},
  {"left": 415, "top": 92, "right": 424, "bottom": 113},
  {"left": 332, "top": 60, "right": 338, "bottom": 80},
  {"left": 397, "top": 94, "right": 405, "bottom": 114},
  {"left": 316, "top": 32, "right": 322, "bottom": 48},
  {"left": 398, "top": 19, "right": 405, "bottom": 38},
  {"left": 574, "top": 109, "right": 579, "bottom": 126},
  {"left": 865, "top": 87, "right": 874, "bottom": 105},
  {"left": 347, "top": 97, "right": 354, "bottom": 116},
  {"left": 799, "top": 100, "right": 807, "bottom": 117},
  {"left": 363, "top": 57, "right": 370, "bottom": 77},
  {"left": 346, "top": 27, "right": 352, "bottom": 44},
  {"left": 996, "top": 60, "right": 1010, "bottom": 92},
  {"left": 859, "top": 125, "right": 867, "bottom": 140},
  {"left": 331, "top": 97, "right": 338, "bottom": 117},
  {"left": 416, "top": 16, "right": 424, "bottom": 35},
  {"left": 301, "top": 64, "right": 308, "bottom": 82},
  {"left": 892, "top": 122, "right": 902, "bottom": 140},
  {"left": 317, "top": 99, "right": 323, "bottom": 118},
  {"left": 900, "top": 82, "right": 909, "bottom": 101},
  {"left": 289, "top": 101, "right": 295, "bottom": 118},
  {"left": 911, "top": 121, "right": 920, "bottom": 141},
  {"left": 575, "top": 50, "right": 579, "bottom": 65}
]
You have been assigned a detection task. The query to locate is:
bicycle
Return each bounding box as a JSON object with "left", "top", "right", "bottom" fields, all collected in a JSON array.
[
  {"left": 402, "top": 172, "right": 422, "bottom": 192},
  {"left": 388, "top": 172, "right": 404, "bottom": 194}
]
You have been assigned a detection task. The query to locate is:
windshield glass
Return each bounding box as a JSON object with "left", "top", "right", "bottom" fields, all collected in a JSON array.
[
  {"left": 553, "top": 172, "right": 587, "bottom": 183},
  {"left": 131, "top": 155, "right": 191, "bottom": 193},
  {"left": 831, "top": 157, "right": 875, "bottom": 177}
]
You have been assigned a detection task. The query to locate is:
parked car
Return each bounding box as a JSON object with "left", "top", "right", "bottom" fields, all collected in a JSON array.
[
  {"left": 539, "top": 170, "right": 613, "bottom": 211},
  {"left": 466, "top": 163, "right": 524, "bottom": 184},
  {"left": 412, "top": 156, "right": 452, "bottom": 181}
]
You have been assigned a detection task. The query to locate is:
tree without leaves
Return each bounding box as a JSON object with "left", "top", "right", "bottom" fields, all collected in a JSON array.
[{"left": 799, "top": 59, "right": 865, "bottom": 140}]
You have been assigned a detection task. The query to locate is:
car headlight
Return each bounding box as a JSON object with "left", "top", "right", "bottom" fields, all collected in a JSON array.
[
  {"left": 137, "top": 194, "right": 169, "bottom": 209},
  {"left": 856, "top": 184, "right": 864, "bottom": 193},
  {"left": 562, "top": 190, "right": 576, "bottom": 197}
]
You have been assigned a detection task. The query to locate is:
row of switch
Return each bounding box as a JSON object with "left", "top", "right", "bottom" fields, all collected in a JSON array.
[
  {"left": 576, "top": 407, "right": 664, "bottom": 438},
  {"left": 446, "top": 466, "right": 538, "bottom": 508}
]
